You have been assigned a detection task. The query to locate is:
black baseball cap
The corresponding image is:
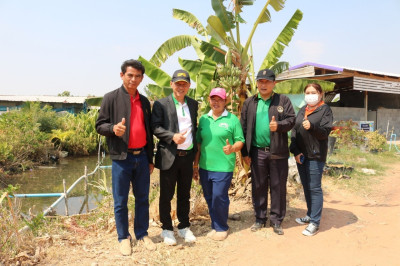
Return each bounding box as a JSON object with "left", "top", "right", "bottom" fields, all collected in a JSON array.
[
  {"left": 171, "top": 69, "right": 190, "bottom": 83},
  {"left": 256, "top": 69, "right": 276, "bottom": 81}
]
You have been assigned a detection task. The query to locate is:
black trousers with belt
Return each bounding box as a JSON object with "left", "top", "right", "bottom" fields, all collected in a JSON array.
[
  {"left": 159, "top": 151, "right": 195, "bottom": 231},
  {"left": 250, "top": 147, "right": 288, "bottom": 225}
]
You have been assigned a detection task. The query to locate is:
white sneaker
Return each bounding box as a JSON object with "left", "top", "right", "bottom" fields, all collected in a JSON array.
[
  {"left": 177, "top": 227, "right": 197, "bottom": 243},
  {"left": 302, "top": 223, "right": 319, "bottom": 236},
  {"left": 161, "top": 230, "right": 177, "bottom": 245}
]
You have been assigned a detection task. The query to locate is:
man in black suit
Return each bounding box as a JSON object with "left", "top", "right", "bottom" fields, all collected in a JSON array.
[{"left": 151, "top": 70, "right": 198, "bottom": 245}]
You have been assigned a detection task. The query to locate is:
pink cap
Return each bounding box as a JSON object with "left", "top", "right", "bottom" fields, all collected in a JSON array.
[{"left": 209, "top": 88, "right": 227, "bottom": 100}]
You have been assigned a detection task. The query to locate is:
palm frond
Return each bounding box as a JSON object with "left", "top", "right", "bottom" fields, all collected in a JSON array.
[
  {"left": 195, "top": 58, "right": 217, "bottom": 98},
  {"left": 150, "top": 35, "right": 195, "bottom": 67},
  {"left": 269, "top": 0, "right": 285, "bottom": 12},
  {"left": 138, "top": 56, "right": 171, "bottom": 88},
  {"left": 200, "top": 41, "right": 226, "bottom": 64},
  {"left": 178, "top": 58, "right": 203, "bottom": 82},
  {"left": 172, "top": 9, "right": 208, "bottom": 38},
  {"left": 211, "top": 0, "right": 235, "bottom": 32},
  {"left": 206, "top": 15, "right": 228, "bottom": 45},
  {"left": 270, "top": 61, "right": 289, "bottom": 75},
  {"left": 260, "top": 9, "right": 303, "bottom": 69},
  {"left": 274, "top": 79, "right": 335, "bottom": 94}
]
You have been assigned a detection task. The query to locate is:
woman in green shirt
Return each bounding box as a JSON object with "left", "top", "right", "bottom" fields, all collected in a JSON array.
[{"left": 193, "top": 88, "right": 244, "bottom": 241}]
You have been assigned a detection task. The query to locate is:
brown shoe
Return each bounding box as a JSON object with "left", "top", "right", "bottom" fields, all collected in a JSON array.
[
  {"left": 119, "top": 238, "right": 132, "bottom": 256},
  {"left": 138, "top": 236, "right": 156, "bottom": 251},
  {"left": 206, "top": 229, "right": 216, "bottom": 238},
  {"left": 211, "top": 230, "right": 228, "bottom": 241}
]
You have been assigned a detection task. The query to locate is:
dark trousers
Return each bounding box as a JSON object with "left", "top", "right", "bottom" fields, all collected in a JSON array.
[
  {"left": 199, "top": 169, "right": 233, "bottom": 232},
  {"left": 297, "top": 159, "right": 325, "bottom": 226},
  {"left": 159, "top": 153, "right": 194, "bottom": 231},
  {"left": 112, "top": 151, "right": 150, "bottom": 241},
  {"left": 250, "top": 148, "right": 288, "bottom": 225}
]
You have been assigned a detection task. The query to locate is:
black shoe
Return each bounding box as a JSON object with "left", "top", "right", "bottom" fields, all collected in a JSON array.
[
  {"left": 270, "top": 223, "right": 284, "bottom": 235},
  {"left": 295, "top": 216, "right": 311, "bottom": 225},
  {"left": 250, "top": 221, "right": 266, "bottom": 232}
]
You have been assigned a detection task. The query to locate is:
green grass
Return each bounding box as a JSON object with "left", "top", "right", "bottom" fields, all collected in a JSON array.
[{"left": 325, "top": 147, "right": 400, "bottom": 194}]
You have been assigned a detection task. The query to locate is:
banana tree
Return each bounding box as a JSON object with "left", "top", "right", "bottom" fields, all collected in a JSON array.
[{"left": 141, "top": 0, "right": 303, "bottom": 115}]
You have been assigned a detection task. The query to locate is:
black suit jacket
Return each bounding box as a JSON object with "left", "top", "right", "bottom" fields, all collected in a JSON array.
[
  {"left": 95, "top": 86, "right": 154, "bottom": 163},
  {"left": 240, "top": 93, "right": 295, "bottom": 159},
  {"left": 151, "top": 94, "right": 198, "bottom": 170}
]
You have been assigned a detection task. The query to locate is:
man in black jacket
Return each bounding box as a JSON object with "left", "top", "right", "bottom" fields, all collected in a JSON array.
[
  {"left": 240, "top": 69, "right": 295, "bottom": 235},
  {"left": 151, "top": 70, "right": 198, "bottom": 245},
  {"left": 96, "top": 59, "right": 155, "bottom": 255}
]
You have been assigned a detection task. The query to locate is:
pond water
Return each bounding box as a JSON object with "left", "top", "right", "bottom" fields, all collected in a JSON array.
[{"left": 7, "top": 155, "right": 112, "bottom": 215}]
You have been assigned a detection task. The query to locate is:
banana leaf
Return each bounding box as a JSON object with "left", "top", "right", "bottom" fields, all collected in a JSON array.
[
  {"left": 274, "top": 79, "right": 335, "bottom": 94},
  {"left": 138, "top": 56, "right": 171, "bottom": 88},
  {"left": 86, "top": 97, "right": 103, "bottom": 107}
]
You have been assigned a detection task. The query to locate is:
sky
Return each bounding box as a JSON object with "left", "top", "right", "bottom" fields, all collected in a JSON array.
[{"left": 1, "top": 0, "right": 399, "bottom": 97}]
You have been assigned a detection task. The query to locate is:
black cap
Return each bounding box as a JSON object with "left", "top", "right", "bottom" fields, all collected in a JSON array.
[
  {"left": 256, "top": 69, "right": 275, "bottom": 81},
  {"left": 171, "top": 69, "right": 190, "bottom": 83}
]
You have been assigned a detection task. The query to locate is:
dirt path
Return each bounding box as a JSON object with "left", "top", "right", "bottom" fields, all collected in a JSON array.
[{"left": 41, "top": 164, "right": 400, "bottom": 265}]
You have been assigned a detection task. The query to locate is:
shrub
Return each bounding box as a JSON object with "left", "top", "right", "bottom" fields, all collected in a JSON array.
[
  {"left": 330, "top": 120, "right": 387, "bottom": 152},
  {"left": 52, "top": 109, "right": 99, "bottom": 155}
]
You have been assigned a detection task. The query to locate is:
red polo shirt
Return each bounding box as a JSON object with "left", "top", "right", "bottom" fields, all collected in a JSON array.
[{"left": 128, "top": 93, "right": 147, "bottom": 149}]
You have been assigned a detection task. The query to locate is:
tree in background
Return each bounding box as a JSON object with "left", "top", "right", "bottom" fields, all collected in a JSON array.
[
  {"left": 140, "top": 0, "right": 303, "bottom": 115},
  {"left": 58, "top": 91, "right": 71, "bottom": 97}
]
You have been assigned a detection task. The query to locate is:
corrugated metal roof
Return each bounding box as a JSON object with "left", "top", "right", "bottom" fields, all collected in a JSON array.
[
  {"left": 0, "top": 95, "right": 88, "bottom": 104},
  {"left": 289, "top": 62, "right": 400, "bottom": 78},
  {"left": 354, "top": 76, "right": 400, "bottom": 94}
]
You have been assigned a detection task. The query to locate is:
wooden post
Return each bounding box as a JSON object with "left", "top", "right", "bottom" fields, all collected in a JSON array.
[
  {"left": 364, "top": 91, "right": 368, "bottom": 121},
  {"left": 84, "top": 166, "right": 89, "bottom": 213},
  {"left": 63, "top": 179, "right": 69, "bottom": 216}
]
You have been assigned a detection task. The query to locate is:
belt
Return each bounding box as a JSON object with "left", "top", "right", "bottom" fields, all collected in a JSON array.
[
  {"left": 127, "top": 147, "right": 144, "bottom": 155},
  {"left": 255, "top": 146, "right": 270, "bottom": 152},
  {"left": 176, "top": 149, "right": 193, "bottom": 157}
]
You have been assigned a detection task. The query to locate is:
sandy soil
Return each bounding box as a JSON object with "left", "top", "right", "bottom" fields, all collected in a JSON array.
[{"left": 39, "top": 163, "right": 400, "bottom": 266}]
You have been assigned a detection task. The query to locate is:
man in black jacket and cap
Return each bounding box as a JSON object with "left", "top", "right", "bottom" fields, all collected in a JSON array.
[{"left": 240, "top": 69, "right": 295, "bottom": 235}]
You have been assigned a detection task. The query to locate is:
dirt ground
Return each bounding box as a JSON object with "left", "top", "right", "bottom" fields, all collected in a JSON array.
[{"left": 39, "top": 163, "right": 400, "bottom": 266}]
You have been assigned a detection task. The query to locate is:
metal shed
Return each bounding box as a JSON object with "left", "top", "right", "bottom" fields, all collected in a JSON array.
[{"left": 277, "top": 62, "right": 400, "bottom": 136}]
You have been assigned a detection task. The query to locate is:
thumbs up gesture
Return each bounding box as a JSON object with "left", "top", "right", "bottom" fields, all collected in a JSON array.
[
  {"left": 223, "top": 139, "right": 234, "bottom": 155},
  {"left": 173, "top": 129, "right": 188, "bottom": 145},
  {"left": 113, "top": 118, "right": 126, "bottom": 137},
  {"left": 269, "top": 116, "right": 278, "bottom": 132},
  {"left": 302, "top": 118, "right": 311, "bottom": 130}
]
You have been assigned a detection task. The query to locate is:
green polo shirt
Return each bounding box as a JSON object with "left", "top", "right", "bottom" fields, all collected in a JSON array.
[
  {"left": 252, "top": 93, "right": 272, "bottom": 147},
  {"left": 196, "top": 110, "right": 244, "bottom": 172}
]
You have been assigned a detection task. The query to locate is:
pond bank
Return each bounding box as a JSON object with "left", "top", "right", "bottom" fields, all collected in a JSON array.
[{"left": 5, "top": 155, "right": 112, "bottom": 215}]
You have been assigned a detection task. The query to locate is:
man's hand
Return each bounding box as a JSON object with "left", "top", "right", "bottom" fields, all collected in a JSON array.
[
  {"left": 243, "top": 156, "right": 251, "bottom": 166},
  {"left": 269, "top": 116, "right": 278, "bottom": 132},
  {"left": 149, "top": 163, "right": 154, "bottom": 174},
  {"left": 302, "top": 118, "right": 311, "bottom": 130},
  {"left": 192, "top": 168, "right": 199, "bottom": 181},
  {"left": 113, "top": 118, "right": 126, "bottom": 137},
  {"left": 223, "top": 139, "right": 234, "bottom": 155},
  {"left": 295, "top": 153, "right": 304, "bottom": 164},
  {"left": 173, "top": 129, "right": 188, "bottom": 145}
]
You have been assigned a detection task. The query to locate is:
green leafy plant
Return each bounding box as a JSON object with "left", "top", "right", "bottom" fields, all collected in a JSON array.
[
  {"left": 24, "top": 212, "right": 45, "bottom": 236},
  {"left": 365, "top": 130, "right": 387, "bottom": 152},
  {"left": 331, "top": 120, "right": 388, "bottom": 153},
  {"left": 330, "top": 120, "right": 365, "bottom": 148}
]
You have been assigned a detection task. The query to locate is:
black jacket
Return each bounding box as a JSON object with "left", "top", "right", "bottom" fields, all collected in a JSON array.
[
  {"left": 151, "top": 94, "right": 198, "bottom": 170},
  {"left": 95, "top": 86, "right": 154, "bottom": 163},
  {"left": 240, "top": 93, "right": 295, "bottom": 159},
  {"left": 289, "top": 104, "right": 333, "bottom": 162}
]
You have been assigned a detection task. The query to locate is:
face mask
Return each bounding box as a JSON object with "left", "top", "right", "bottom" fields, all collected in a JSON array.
[{"left": 304, "top": 94, "right": 319, "bottom": 106}]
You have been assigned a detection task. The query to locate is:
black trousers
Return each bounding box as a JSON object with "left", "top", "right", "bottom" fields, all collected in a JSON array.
[
  {"left": 250, "top": 148, "right": 288, "bottom": 225},
  {"left": 159, "top": 152, "right": 194, "bottom": 230}
]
